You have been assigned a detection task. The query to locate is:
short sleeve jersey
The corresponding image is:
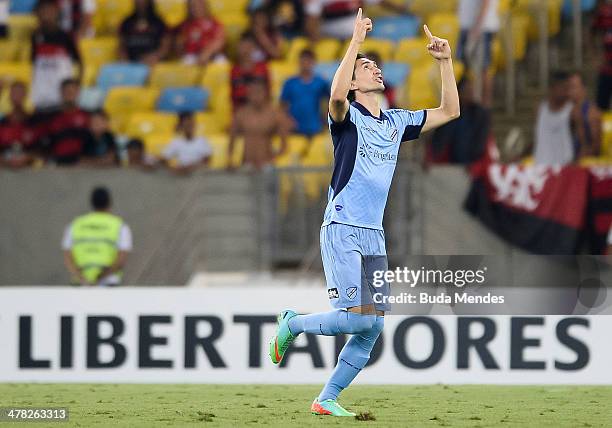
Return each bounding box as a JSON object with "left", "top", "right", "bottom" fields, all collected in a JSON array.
[{"left": 322, "top": 101, "right": 427, "bottom": 230}]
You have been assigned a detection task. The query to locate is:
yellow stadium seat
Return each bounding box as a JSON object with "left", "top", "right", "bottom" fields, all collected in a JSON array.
[
  {"left": 104, "top": 87, "right": 160, "bottom": 132},
  {"left": 0, "top": 62, "right": 32, "bottom": 86},
  {"left": 205, "top": 133, "right": 237, "bottom": 169},
  {"left": 286, "top": 135, "right": 309, "bottom": 157},
  {"left": 493, "top": 15, "right": 529, "bottom": 71},
  {"left": 0, "top": 84, "right": 33, "bottom": 115},
  {"left": 218, "top": 14, "right": 249, "bottom": 57},
  {"left": 96, "top": 0, "right": 134, "bottom": 35},
  {"left": 346, "top": 38, "right": 394, "bottom": 62},
  {"left": 301, "top": 133, "right": 333, "bottom": 201},
  {"left": 315, "top": 39, "right": 342, "bottom": 62},
  {"left": 195, "top": 112, "right": 226, "bottom": 136},
  {"left": 8, "top": 15, "right": 37, "bottom": 41},
  {"left": 427, "top": 13, "right": 460, "bottom": 51},
  {"left": 269, "top": 61, "right": 298, "bottom": 100},
  {"left": 79, "top": 37, "right": 119, "bottom": 67},
  {"left": 306, "top": 133, "right": 334, "bottom": 165},
  {"left": 209, "top": 0, "right": 249, "bottom": 16},
  {"left": 156, "top": 0, "right": 187, "bottom": 27},
  {"left": 409, "top": 0, "right": 458, "bottom": 20},
  {"left": 514, "top": 0, "right": 562, "bottom": 40},
  {"left": 150, "top": 62, "right": 203, "bottom": 88},
  {"left": 143, "top": 133, "right": 174, "bottom": 157},
  {"left": 201, "top": 61, "right": 231, "bottom": 88},
  {"left": 0, "top": 40, "right": 18, "bottom": 62},
  {"left": 81, "top": 64, "right": 99, "bottom": 87},
  {"left": 126, "top": 112, "right": 178, "bottom": 140},
  {"left": 394, "top": 38, "right": 430, "bottom": 66},
  {"left": 201, "top": 62, "right": 231, "bottom": 126},
  {"left": 602, "top": 113, "right": 612, "bottom": 159},
  {"left": 406, "top": 65, "right": 438, "bottom": 110},
  {"left": 286, "top": 37, "right": 309, "bottom": 63}
]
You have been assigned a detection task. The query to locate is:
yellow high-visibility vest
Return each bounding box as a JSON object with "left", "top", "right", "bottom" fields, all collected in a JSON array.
[{"left": 70, "top": 212, "right": 123, "bottom": 283}]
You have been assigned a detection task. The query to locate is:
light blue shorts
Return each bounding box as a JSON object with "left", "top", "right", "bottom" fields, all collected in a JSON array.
[{"left": 320, "top": 222, "right": 391, "bottom": 312}]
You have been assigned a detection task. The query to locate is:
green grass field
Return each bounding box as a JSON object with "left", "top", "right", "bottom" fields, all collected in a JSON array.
[{"left": 1, "top": 384, "right": 611, "bottom": 427}]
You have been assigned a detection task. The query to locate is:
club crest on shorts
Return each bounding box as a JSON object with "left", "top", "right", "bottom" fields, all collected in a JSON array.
[
  {"left": 346, "top": 287, "right": 358, "bottom": 300},
  {"left": 328, "top": 288, "right": 339, "bottom": 299}
]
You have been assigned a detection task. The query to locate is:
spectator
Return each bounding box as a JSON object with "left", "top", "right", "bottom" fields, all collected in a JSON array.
[
  {"left": 568, "top": 72, "right": 602, "bottom": 159},
  {"left": 82, "top": 110, "right": 118, "bottom": 167},
  {"left": 364, "top": 51, "right": 397, "bottom": 110},
  {"left": 161, "top": 112, "right": 212, "bottom": 174},
  {"left": 31, "top": 0, "right": 81, "bottom": 112},
  {"left": 593, "top": 0, "right": 612, "bottom": 109},
  {"left": 119, "top": 0, "right": 170, "bottom": 65},
  {"left": 608, "top": 224, "right": 612, "bottom": 255},
  {"left": 304, "top": 0, "right": 410, "bottom": 41},
  {"left": 58, "top": 0, "right": 97, "bottom": 38},
  {"left": 176, "top": 0, "right": 226, "bottom": 66},
  {"left": 0, "top": 0, "right": 8, "bottom": 38},
  {"left": 229, "top": 80, "right": 291, "bottom": 170},
  {"left": 429, "top": 77, "right": 491, "bottom": 164},
  {"left": 125, "top": 138, "right": 146, "bottom": 167},
  {"left": 0, "top": 82, "right": 38, "bottom": 168},
  {"left": 457, "top": 0, "right": 499, "bottom": 108},
  {"left": 253, "top": 0, "right": 305, "bottom": 39},
  {"left": 251, "top": 7, "right": 284, "bottom": 61},
  {"left": 280, "top": 48, "right": 329, "bottom": 138},
  {"left": 62, "top": 187, "right": 132, "bottom": 286},
  {"left": 230, "top": 32, "right": 270, "bottom": 111},
  {"left": 42, "top": 79, "right": 90, "bottom": 165},
  {"left": 534, "top": 71, "right": 574, "bottom": 166}
]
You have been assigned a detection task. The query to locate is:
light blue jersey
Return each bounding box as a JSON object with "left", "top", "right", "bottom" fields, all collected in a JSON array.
[{"left": 322, "top": 101, "right": 427, "bottom": 230}]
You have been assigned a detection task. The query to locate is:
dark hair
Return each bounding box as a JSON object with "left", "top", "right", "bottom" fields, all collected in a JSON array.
[
  {"left": 550, "top": 70, "right": 569, "bottom": 88},
  {"left": 178, "top": 111, "right": 194, "bottom": 125},
  {"left": 239, "top": 30, "right": 257, "bottom": 43},
  {"left": 60, "top": 78, "right": 80, "bottom": 90},
  {"left": 348, "top": 53, "right": 368, "bottom": 102},
  {"left": 128, "top": 0, "right": 160, "bottom": 23},
  {"left": 127, "top": 139, "right": 144, "bottom": 151},
  {"left": 299, "top": 48, "right": 315, "bottom": 60},
  {"left": 91, "top": 187, "right": 111, "bottom": 210},
  {"left": 90, "top": 109, "right": 108, "bottom": 118}
]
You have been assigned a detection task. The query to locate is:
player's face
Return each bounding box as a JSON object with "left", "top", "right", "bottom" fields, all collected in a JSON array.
[{"left": 352, "top": 58, "right": 385, "bottom": 94}]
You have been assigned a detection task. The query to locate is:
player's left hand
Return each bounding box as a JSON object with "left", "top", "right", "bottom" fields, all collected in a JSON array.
[{"left": 423, "top": 25, "right": 451, "bottom": 60}]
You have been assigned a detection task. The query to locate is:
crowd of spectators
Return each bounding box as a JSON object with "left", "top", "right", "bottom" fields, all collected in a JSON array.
[{"left": 0, "top": 0, "right": 609, "bottom": 173}]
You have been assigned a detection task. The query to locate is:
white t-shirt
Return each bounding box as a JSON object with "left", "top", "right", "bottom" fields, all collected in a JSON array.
[
  {"left": 162, "top": 136, "right": 212, "bottom": 167},
  {"left": 534, "top": 101, "right": 575, "bottom": 166},
  {"left": 62, "top": 220, "right": 132, "bottom": 286},
  {"left": 458, "top": 0, "right": 500, "bottom": 32}
]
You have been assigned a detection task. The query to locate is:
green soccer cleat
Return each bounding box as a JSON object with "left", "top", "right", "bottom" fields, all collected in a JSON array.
[
  {"left": 311, "top": 398, "right": 356, "bottom": 417},
  {"left": 269, "top": 309, "right": 298, "bottom": 364}
]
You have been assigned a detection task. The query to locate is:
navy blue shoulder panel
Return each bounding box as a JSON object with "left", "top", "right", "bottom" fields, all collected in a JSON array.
[
  {"left": 329, "top": 119, "right": 358, "bottom": 200},
  {"left": 401, "top": 109, "right": 428, "bottom": 142}
]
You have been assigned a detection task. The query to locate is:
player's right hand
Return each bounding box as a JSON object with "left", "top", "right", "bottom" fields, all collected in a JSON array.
[{"left": 352, "top": 8, "right": 372, "bottom": 44}]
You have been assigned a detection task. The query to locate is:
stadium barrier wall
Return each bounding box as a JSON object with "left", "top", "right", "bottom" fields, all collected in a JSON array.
[{"left": 1, "top": 287, "right": 610, "bottom": 384}]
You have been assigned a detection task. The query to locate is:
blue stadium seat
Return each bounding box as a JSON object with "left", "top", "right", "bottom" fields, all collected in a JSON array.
[
  {"left": 314, "top": 62, "right": 340, "bottom": 85},
  {"left": 9, "top": 0, "right": 37, "bottom": 14},
  {"left": 96, "top": 63, "right": 149, "bottom": 91},
  {"left": 370, "top": 16, "right": 420, "bottom": 42},
  {"left": 157, "top": 87, "right": 209, "bottom": 112},
  {"left": 382, "top": 62, "right": 410, "bottom": 88},
  {"left": 78, "top": 87, "right": 106, "bottom": 111},
  {"left": 562, "top": 0, "right": 596, "bottom": 18}
]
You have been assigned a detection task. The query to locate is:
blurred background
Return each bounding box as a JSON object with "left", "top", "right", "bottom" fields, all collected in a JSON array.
[{"left": 0, "top": 0, "right": 610, "bottom": 286}]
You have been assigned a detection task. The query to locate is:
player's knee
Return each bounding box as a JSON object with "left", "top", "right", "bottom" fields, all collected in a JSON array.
[{"left": 343, "top": 312, "right": 376, "bottom": 334}]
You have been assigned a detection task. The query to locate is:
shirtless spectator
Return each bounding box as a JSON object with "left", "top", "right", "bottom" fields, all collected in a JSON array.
[
  {"left": 176, "top": 0, "right": 226, "bottom": 66},
  {"left": 0, "top": 82, "right": 38, "bottom": 168},
  {"left": 230, "top": 32, "right": 270, "bottom": 111},
  {"left": 229, "top": 81, "right": 292, "bottom": 171},
  {"left": 568, "top": 72, "right": 602, "bottom": 159}
]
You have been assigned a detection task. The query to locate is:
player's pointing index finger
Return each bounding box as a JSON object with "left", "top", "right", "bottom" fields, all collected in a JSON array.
[
  {"left": 356, "top": 7, "right": 362, "bottom": 21},
  {"left": 423, "top": 24, "right": 433, "bottom": 41}
]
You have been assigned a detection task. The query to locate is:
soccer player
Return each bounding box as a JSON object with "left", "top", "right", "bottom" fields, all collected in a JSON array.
[{"left": 269, "top": 9, "right": 459, "bottom": 416}]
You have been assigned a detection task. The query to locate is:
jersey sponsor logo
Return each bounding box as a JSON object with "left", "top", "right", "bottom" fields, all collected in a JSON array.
[
  {"left": 346, "top": 287, "right": 358, "bottom": 300},
  {"left": 335, "top": 204, "right": 343, "bottom": 211},
  {"left": 328, "top": 288, "right": 339, "bottom": 299},
  {"left": 358, "top": 141, "right": 397, "bottom": 162}
]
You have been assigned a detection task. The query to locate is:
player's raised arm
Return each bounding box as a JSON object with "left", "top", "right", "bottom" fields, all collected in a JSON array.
[
  {"left": 421, "top": 25, "right": 460, "bottom": 133},
  {"left": 328, "top": 8, "right": 372, "bottom": 122}
]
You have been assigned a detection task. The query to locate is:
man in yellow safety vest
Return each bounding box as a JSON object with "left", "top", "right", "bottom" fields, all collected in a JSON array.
[{"left": 62, "top": 187, "right": 132, "bottom": 286}]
